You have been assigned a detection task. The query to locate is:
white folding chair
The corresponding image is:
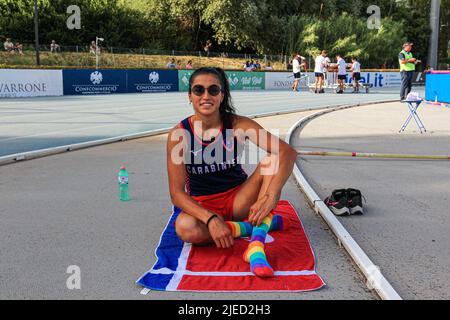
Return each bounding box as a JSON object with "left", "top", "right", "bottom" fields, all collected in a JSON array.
[{"left": 399, "top": 100, "right": 426, "bottom": 134}]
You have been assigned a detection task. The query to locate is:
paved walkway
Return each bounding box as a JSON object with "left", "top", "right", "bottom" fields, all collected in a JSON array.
[
  {"left": 291, "top": 101, "right": 450, "bottom": 299},
  {"left": 0, "top": 88, "right": 400, "bottom": 156},
  {"left": 0, "top": 110, "right": 376, "bottom": 300}
]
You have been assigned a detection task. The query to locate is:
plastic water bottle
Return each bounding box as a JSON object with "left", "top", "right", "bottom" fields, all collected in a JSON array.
[{"left": 118, "top": 165, "right": 129, "bottom": 201}]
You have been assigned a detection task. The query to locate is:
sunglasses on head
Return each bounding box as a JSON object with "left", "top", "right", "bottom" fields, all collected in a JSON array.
[{"left": 191, "top": 84, "right": 223, "bottom": 96}]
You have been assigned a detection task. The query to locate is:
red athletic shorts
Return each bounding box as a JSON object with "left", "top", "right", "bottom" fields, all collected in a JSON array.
[{"left": 191, "top": 184, "right": 242, "bottom": 221}]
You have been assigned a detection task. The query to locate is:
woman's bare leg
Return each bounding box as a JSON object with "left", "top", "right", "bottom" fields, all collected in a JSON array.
[
  {"left": 232, "top": 155, "right": 279, "bottom": 221},
  {"left": 175, "top": 212, "right": 211, "bottom": 244},
  {"left": 175, "top": 155, "right": 279, "bottom": 243}
]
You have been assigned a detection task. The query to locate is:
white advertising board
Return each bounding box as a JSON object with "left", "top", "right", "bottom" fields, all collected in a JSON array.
[
  {"left": 265, "top": 71, "right": 401, "bottom": 90},
  {"left": 265, "top": 72, "right": 297, "bottom": 90},
  {"left": 0, "top": 69, "right": 63, "bottom": 98}
]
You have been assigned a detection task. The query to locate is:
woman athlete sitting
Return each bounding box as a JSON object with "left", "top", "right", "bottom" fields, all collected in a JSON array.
[{"left": 167, "top": 67, "right": 297, "bottom": 277}]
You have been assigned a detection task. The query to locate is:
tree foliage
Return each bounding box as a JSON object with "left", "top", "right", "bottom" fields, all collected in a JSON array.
[{"left": 0, "top": 0, "right": 448, "bottom": 67}]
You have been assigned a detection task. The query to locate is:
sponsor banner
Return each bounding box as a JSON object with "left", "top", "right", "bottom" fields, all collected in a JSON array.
[
  {"left": 179, "top": 70, "right": 265, "bottom": 91},
  {"left": 425, "top": 73, "right": 450, "bottom": 103},
  {"left": 225, "top": 71, "right": 265, "bottom": 90},
  {"left": 265, "top": 72, "right": 295, "bottom": 90},
  {"left": 128, "top": 69, "right": 178, "bottom": 93},
  {"left": 0, "top": 69, "right": 63, "bottom": 98},
  {"left": 266, "top": 71, "right": 402, "bottom": 90},
  {"left": 178, "top": 70, "right": 195, "bottom": 92},
  {"left": 323, "top": 71, "right": 401, "bottom": 88},
  {"left": 379, "top": 72, "right": 402, "bottom": 87},
  {"left": 63, "top": 69, "right": 127, "bottom": 95}
]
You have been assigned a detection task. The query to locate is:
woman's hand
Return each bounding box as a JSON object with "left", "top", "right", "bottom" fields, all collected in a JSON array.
[
  {"left": 248, "top": 193, "right": 278, "bottom": 226},
  {"left": 207, "top": 216, "right": 234, "bottom": 249}
]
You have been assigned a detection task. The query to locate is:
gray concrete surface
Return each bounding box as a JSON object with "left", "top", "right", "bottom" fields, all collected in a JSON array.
[
  {"left": 0, "top": 88, "right": 400, "bottom": 156},
  {"left": 0, "top": 110, "right": 375, "bottom": 300},
  {"left": 291, "top": 101, "right": 450, "bottom": 300}
]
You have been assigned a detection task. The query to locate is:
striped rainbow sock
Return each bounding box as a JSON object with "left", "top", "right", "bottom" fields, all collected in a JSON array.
[
  {"left": 243, "top": 214, "right": 274, "bottom": 278},
  {"left": 226, "top": 214, "right": 290, "bottom": 238},
  {"left": 225, "top": 221, "right": 253, "bottom": 238},
  {"left": 270, "top": 214, "right": 291, "bottom": 231}
]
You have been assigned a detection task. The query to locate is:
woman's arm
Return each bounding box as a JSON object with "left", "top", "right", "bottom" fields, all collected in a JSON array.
[
  {"left": 167, "top": 126, "right": 234, "bottom": 248},
  {"left": 167, "top": 126, "right": 212, "bottom": 224}
]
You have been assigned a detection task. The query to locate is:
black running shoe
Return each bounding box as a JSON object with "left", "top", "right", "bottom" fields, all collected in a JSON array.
[
  {"left": 324, "top": 189, "right": 350, "bottom": 216},
  {"left": 347, "top": 188, "right": 364, "bottom": 215},
  {"left": 319, "top": 89, "right": 325, "bottom": 94}
]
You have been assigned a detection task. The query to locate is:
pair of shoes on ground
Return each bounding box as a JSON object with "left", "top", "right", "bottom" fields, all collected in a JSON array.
[
  {"left": 324, "top": 188, "right": 365, "bottom": 216},
  {"left": 314, "top": 89, "right": 325, "bottom": 94},
  {"left": 336, "top": 90, "right": 344, "bottom": 94}
]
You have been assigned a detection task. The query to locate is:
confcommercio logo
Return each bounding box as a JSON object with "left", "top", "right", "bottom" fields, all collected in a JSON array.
[
  {"left": 72, "top": 71, "right": 119, "bottom": 94},
  {"left": 149, "top": 72, "right": 159, "bottom": 84},
  {"left": 90, "top": 71, "right": 103, "bottom": 84},
  {"left": 135, "top": 71, "right": 172, "bottom": 92}
]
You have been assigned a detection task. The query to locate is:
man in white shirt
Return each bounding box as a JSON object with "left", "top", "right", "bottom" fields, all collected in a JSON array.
[
  {"left": 336, "top": 54, "right": 347, "bottom": 94},
  {"left": 50, "top": 40, "right": 60, "bottom": 53},
  {"left": 314, "top": 50, "right": 328, "bottom": 93},
  {"left": 264, "top": 62, "right": 273, "bottom": 71},
  {"left": 292, "top": 53, "right": 302, "bottom": 91},
  {"left": 3, "top": 38, "right": 14, "bottom": 53},
  {"left": 351, "top": 57, "right": 361, "bottom": 93}
]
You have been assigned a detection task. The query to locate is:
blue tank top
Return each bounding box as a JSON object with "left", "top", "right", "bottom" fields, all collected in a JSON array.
[{"left": 180, "top": 116, "right": 248, "bottom": 196}]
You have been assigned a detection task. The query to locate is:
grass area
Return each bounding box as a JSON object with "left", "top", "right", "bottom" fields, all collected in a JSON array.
[{"left": 0, "top": 50, "right": 287, "bottom": 71}]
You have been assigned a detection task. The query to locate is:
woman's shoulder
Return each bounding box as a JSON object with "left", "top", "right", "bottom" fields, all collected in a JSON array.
[
  {"left": 231, "top": 115, "right": 260, "bottom": 130},
  {"left": 169, "top": 116, "right": 191, "bottom": 134}
]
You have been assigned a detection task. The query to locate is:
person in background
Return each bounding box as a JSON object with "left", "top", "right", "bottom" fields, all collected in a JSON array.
[
  {"left": 324, "top": 55, "right": 334, "bottom": 86},
  {"left": 3, "top": 37, "right": 14, "bottom": 53},
  {"left": 398, "top": 42, "right": 420, "bottom": 101},
  {"left": 14, "top": 42, "right": 23, "bottom": 55},
  {"left": 300, "top": 56, "right": 308, "bottom": 71},
  {"left": 89, "top": 41, "right": 97, "bottom": 55},
  {"left": 314, "top": 50, "right": 328, "bottom": 94},
  {"left": 335, "top": 54, "right": 347, "bottom": 94},
  {"left": 287, "top": 59, "right": 293, "bottom": 71},
  {"left": 351, "top": 57, "right": 361, "bottom": 93},
  {"left": 204, "top": 40, "right": 212, "bottom": 57},
  {"left": 244, "top": 61, "right": 254, "bottom": 72},
  {"left": 253, "top": 60, "right": 261, "bottom": 70},
  {"left": 291, "top": 53, "right": 301, "bottom": 92},
  {"left": 166, "top": 58, "right": 176, "bottom": 69},
  {"left": 50, "top": 40, "right": 60, "bottom": 53},
  {"left": 186, "top": 60, "right": 193, "bottom": 69},
  {"left": 264, "top": 62, "right": 273, "bottom": 71}
]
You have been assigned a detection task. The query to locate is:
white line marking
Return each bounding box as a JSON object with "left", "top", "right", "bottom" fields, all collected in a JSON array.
[{"left": 285, "top": 102, "right": 402, "bottom": 300}]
